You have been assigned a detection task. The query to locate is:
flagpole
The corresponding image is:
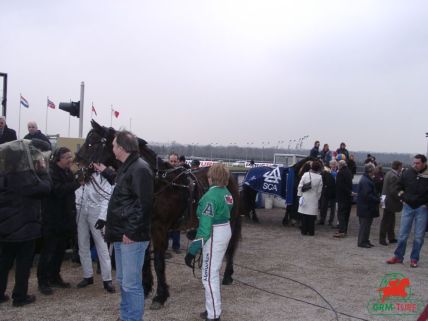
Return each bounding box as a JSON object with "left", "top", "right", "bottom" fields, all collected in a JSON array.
[
  {"left": 45, "top": 97, "right": 49, "bottom": 134},
  {"left": 18, "top": 94, "right": 22, "bottom": 139}
]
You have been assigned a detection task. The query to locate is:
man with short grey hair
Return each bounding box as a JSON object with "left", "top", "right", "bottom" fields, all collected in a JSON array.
[
  {"left": 0, "top": 116, "right": 17, "bottom": 144},
  {"left": 23, "top": 121, "right": 51, "bottom": 148},
  {"left": 105, "top": 130, "right": 153, "bottom": 321}
]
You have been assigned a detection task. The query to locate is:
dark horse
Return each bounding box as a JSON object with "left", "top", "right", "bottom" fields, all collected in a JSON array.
[
  {"left": 239, "top": 157, "right": 313, "bottom": 225},
  {"left": 76, "top": 120, "right": 241, "bottom": 309}
]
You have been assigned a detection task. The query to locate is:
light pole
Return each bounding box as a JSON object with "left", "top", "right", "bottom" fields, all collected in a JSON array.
[
  {"left": 210, "top": 142, "right": 218, "bottom": 161},
  {"left": 245, "top": 142, "right": 253, "bottom": 161},
  {"left": 228, "top": 143, "right": 236, "bottom": 165},
  {"left": 261, "top": 141, "right": 270, "bottom": 161},
  {"left": 191, "top": 142, "right": 198, "bottom": 157},
  {"left": 426, "top": 132, "right": 428, "bottom": 157}
]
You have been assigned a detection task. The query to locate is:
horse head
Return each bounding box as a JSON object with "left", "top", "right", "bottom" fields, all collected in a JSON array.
[{"left": 76, "top": 120, "right": 117, "bottom": 168}]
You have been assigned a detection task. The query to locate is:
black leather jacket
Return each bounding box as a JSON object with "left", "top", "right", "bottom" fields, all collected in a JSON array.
[
  {"left": 105, "top": 153, "right": 153, "bottom": 242},
  {"left": 397, "top": 166, "right": 428, "bottom": 209}
]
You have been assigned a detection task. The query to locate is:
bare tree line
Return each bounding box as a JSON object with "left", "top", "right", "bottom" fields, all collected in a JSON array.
[{"left": 148, "top": 142, "right": 415, "bottom": 166}]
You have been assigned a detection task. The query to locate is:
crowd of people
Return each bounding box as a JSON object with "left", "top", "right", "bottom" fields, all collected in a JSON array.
[
  {"left": 0, "top": 121, "right": 228, "bottom": 321},
  {"left": 301, "top": 140, "right": 428, "bottom": 268},
  {"left": 1, "top": 119, "right": 427, "bottom": 320}
]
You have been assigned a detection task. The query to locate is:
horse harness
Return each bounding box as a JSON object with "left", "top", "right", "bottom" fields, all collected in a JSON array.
[{"left": 154, "top": 166, "right": 209, "bottom": 228}]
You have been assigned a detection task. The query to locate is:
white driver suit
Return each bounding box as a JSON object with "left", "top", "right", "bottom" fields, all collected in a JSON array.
[{"left": 75, "top": 172, "right": 112, "bottom": 282}]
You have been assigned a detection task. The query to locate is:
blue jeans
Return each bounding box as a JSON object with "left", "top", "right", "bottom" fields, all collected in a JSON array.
[
  {"left": 394, "top": 204, "right": 428, "bottom": 262},
  {"left": 114, "top": 241, "right": 149, "bottom": 321}
]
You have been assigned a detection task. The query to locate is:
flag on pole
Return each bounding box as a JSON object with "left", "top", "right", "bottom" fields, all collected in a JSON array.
[
  {"left": 47, "top": 98, "right": 56, "bottom": 109},
  {"left": 113, "top": 109, "right": 119, "bottom": 118},
  {"left": 92, "top": 104, "right": 97, "bottom": 116},
  {"left": 20, "top": 95, "right": 29, "bottom": 108}
]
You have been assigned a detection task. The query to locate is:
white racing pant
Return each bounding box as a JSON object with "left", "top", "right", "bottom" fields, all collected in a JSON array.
[
  {"left": 202, "top": 222, "right": 232, "bottom": 320},
  {"left": 77, "top": 210, "right": 112, "bottom": 281}
]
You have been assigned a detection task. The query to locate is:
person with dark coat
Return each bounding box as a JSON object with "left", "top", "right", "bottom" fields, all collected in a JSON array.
[
  {"left": 179, "top": 155, "right": 191, "bottom": 169},
  {"left": 0, "top": 116, "right": 17, "bottom": 144},
  {"left": 387, "top": 154, "right": 428, "bottom": 268},
  {"left": 373, "top": 165, "right": 385, "bottom": 196},
  {"left": 333, "top": 160, "right": 353, "bottom": 238},
  {"left": 23, "top": 121, "right": 51, "bottom": 149},
  {"left": 309, "top": 141, "right": 320, "bottom": 158},
  {"left": 356, "top": 164, "right": 380, "bottom": 248},
  {"left": 319, "top": 144, "right": 332, "bottom": 165},
  {"left": 318, "top": 166, "right": 336, "bottom": 225},
  {"left": 0, "top": 147, "right": 51, "bottom": 306},
  {"left": 105, "top": 130, "right": 153, "bottom": 321},
  {"left": 379, "top": 161, "right": 403, "bottom": 246},
  {"left": 37, "top": 147, "right": 80, "bottom": 295},
  {"left": 347, "top": 154, "right": 357, "bottom": 178},
  {"left": 336, "top": 142, "right": 349, "bottom": 161}
]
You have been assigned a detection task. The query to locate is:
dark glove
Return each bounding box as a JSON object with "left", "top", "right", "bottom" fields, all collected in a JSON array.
[
  {"left": 184, "top": 253, "right": 195, "bottom": 268},
  {"left": 186, "top": 229, "right": 197, "bottom": 241},
  {"left": 94, "top": 219, "right": 106, "bottom": 230}
]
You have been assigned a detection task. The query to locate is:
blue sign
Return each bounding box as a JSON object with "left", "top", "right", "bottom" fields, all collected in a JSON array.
[{"left": 243, "top": 166, "right": 295, "bottom": 204}]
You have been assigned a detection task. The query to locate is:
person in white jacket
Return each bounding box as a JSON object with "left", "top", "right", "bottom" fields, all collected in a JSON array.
[
  {"left": 75, "top": 168, "right": 115, "bottom": 293},
  {"left": 297, "top": 160, "right": 323, "bottom": 236}
]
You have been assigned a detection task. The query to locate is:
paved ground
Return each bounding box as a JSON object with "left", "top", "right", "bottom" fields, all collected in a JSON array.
[{"left": 1, "top": 207, "right": 427, "bottom": 321}]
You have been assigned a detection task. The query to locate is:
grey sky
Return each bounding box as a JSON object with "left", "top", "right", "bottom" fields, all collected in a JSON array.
[{"left": 1, "top": 0, "right": 427, "bottom": 154}]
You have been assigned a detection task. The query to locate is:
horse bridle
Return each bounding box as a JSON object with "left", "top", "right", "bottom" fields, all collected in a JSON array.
[{"left": 154, "top": 166, "right": 194, "bottom": 196}]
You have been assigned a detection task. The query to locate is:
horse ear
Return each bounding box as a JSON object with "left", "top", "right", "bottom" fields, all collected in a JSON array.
[
  {"left": 137, "top": 137, "right": 147, "bottom": 146},
  {"left": 91, "top": 119, "right": 102, "bottom": 131}
]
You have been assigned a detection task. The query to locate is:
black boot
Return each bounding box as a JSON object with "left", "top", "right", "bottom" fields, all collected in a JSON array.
[
  {"left": 77, "top": 277, "right": 94, "bottom": 288},
  {"left": 103, "top": 280, "right": 115, "bottom": 293},
  {"left": 13, "top": 295, "right": 36, "bottom": 307},
  {"left": 38, "top": 283, "right": 53, "bottom": 295},
  {"left": 206, "top": 318, "right": 220, "bottom": 321},
  {"left": 49, "top": 275, "right": 71, "bottom": 288},
  {"left": 200, "top": 311, "right": 207, "bottom": 319}
]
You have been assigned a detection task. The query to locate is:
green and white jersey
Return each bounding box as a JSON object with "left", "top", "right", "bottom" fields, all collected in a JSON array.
[{"left": 188, "top": 186, "right": 233, "bottom": 255}]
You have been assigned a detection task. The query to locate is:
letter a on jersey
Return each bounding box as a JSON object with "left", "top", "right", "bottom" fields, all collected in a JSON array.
[
  {"left": 202, "top": 202, "right": 214, "bottom": 217},
  {"left": 263, "top": 167, "right": 281, "bottom": 184}
]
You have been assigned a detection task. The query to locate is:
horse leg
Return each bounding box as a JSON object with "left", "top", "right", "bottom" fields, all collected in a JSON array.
[
  {"left": 150, "top": 250, "right": 170, "bottom": 310},
  {"left": 222, "top": 216, "right": 241, "bottom": 285},
  {"left": 250, "top": 209, "right": 260, "bottom": 223},
  {"left": 142, "top": 245, "right": 153, "bottom": 297}
]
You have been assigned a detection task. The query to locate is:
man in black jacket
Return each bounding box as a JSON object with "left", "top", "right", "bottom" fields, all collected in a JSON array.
[
  {"left": 0, "top": 145, "right": 51, "bottom": 306},
  {"left": 37, "top": 147, "right": 80, "bottom": 295},
  {"left": 0, "top": 116, "right": 17, "bottom": 144},
  {"left": 333, "top": 160, "right": 353, "bottom": 238},
  {"left": 23, "top": 121, "right": 51, "bottom": 149},
  {"left": 387, "top": 154, "right": 428, "bottom": 268},
  {"left": 319, "top": 166, "right": 336, "bottom": 225},
  {"left": 105, "top": 130, "right": 153, "bottom": 321}
]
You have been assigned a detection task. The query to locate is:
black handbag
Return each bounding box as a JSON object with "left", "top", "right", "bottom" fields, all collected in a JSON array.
[{"left": 301, "top": 173, "right": 312, "bottom": 192}]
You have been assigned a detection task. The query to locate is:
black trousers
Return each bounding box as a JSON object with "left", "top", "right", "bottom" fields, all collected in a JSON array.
[
  {"left": 337, "top": 201, "right": 352, "bottom": 234},
  {"left": 319, "top": 197, "right": 336, "bottom": 224},
  {"left": 0, "top": 240, "right": 35, "bottom": 301},
  {"left": 358, "top": 217, "right": 374, "bottom": 246},
  {"left": 301, "top": 214, "right": 316, "bottom": 236},
  {"left": 379, "top": 209, "right": 396, "bottom": 242},
  {"left": 37, "top": 234, "right": 68, "bottom": 285}
]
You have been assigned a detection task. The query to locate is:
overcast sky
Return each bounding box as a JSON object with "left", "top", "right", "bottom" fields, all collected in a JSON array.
[{"left": 1, "top": 0, "right": 428, "bottom": 154}]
